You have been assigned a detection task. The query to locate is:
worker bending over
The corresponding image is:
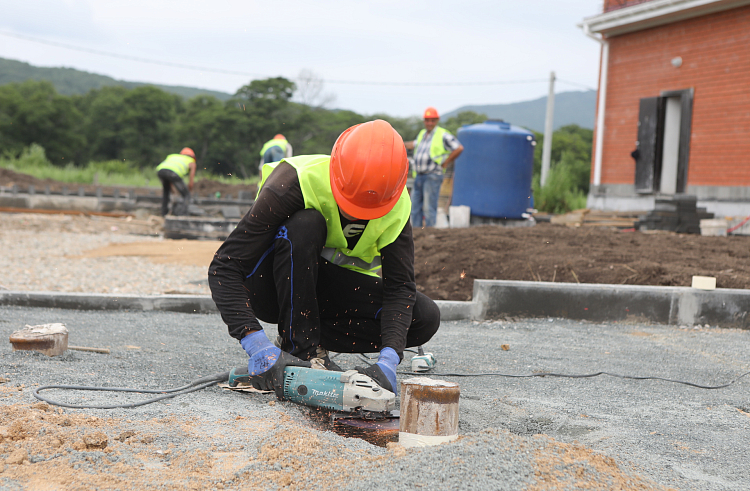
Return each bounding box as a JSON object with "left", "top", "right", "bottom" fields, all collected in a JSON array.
[
  {"left": 405, "top": 107, "right": 463, "bottom": 228},
  {"left": 258, "top": 134, "right": 293, "bottom": 175},
  {"left": 156, "top": 147, "right": 197, "bottom": 216},
  {"left": 209, "top": 120, "right": 440, "bottom": 397}
]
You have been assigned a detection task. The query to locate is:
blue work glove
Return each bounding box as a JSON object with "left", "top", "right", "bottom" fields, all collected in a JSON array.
[
  {"left": 356, "top": 347, "right": 400, "bottom": 396},
  {"left": 240, "top": 330, "right": 311, "bottom": 399}
]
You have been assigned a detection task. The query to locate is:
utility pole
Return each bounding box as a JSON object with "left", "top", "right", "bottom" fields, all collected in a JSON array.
[{"left": 540, "top": 71, "right": 556, "bottom": 187}]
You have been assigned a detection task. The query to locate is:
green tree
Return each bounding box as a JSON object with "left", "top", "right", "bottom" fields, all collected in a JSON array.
[
  {"left": 441, "top": 111, "right": 488, "bottom": 136},
  {"left": 531, "top": 124, "right": 593, "bottom": 213},
  {"left": 533, "top": 124, "right": 592, "bottom": 194},
  {"left": 118, "top": 86, "right": 182, "bottom": 167},
  {"left": 532, "top": 151, "right": 588, "bottom": 214},
  {"left": 0, "top": 80, "right": 85, "bottom": 163},
  {"left": 178, "top": 95, "right": 251, "bottom": 177},
  {"left": 228, "top": 77, "right": 300, "bottom": 175},
  {"left": 78, "top": 85, "right": 129, "bottom": 162}
]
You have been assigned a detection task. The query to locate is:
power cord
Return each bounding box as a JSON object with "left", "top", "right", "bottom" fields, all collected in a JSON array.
[
  {"left": 32, "top": 371, "right": 229, "bottom": 409},
  {"left": 395, "top": 369, "right": 750, "bottom": 390},
  {"left": 356, "top": 349, "right": 750, "bottom": 389},
  {"left": 32, "top": 352, "right": 750, "bottom": 410}
]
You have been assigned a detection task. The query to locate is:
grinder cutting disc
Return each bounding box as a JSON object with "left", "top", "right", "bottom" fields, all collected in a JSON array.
[
  {"left": 331, "top": 412, "right": 399, "bottom": 446},
  {"left": 334, "top": 416, "right": 400, "bottom": 431},
  {"left": 331, "top": 410, "right": 399, "bottom": 430}
]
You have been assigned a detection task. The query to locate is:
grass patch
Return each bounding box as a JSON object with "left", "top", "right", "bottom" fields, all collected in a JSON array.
[
  {"left": 0, "top": 144, "right": 258, "bottom": 188},
  {"left": 533, "top": 152, "right": 588, "bottom": 214}
]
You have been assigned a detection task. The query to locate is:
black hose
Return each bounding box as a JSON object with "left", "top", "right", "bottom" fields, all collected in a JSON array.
[{"left": 32, "top": 371, "right": 230, "bottom": 409}]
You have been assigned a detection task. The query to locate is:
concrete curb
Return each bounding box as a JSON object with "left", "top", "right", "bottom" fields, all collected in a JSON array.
[
  {"left": 0, "top": 290, "right": 476, "bottom": 321},
  {"left": 472, "top": 280, "right": 750, "bottom": 329},
  {"left": 2, "top": 280, "right": 749, "bottom": 328},
  {"left": 0, "top": 291, "right": 217, "bottom": 314}
]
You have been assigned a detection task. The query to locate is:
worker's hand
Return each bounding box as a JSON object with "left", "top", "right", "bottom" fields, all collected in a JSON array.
[
  {"left": 240, "top": 331, "right": 311, "bottom": 399},
  {"left": 356, "top": 347, "right": 400, "bottom": 396}
]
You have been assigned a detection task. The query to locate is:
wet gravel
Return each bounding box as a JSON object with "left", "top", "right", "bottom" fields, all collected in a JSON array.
[{"left": 2, "top": 306, "right": 749, "bottom": 489}]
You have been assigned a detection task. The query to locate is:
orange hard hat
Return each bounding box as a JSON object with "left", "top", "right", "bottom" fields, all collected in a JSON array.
[
  {"left": 274, "top": 134, "right": 286, "bottom": 140},
  {"left": 180, "top": 147, "right": 195, "bottom": 158},
  {"left": 423, "top": 107, "right": 439, "bottom": 119},
  {"left": 330, "top": 120, "right": 408, "bottom": 220}
]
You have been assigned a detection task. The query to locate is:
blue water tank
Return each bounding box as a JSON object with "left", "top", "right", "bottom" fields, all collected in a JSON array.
[{"left": 452, "top": 120, "right": 536, "bottom": 219}]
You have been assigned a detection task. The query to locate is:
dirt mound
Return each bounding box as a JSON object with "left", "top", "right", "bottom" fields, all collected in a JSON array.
[{"left": 414, "top": 223, "right": 750, "bottom": 301}]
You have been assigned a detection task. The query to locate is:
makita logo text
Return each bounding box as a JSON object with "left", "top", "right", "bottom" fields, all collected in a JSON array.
[{"left": 311, "top": 388, "right": 336, "bottom": 398}]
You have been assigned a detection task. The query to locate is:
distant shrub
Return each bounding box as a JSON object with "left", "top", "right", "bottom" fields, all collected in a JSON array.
[
  {"left": 533, "top": 152, "right": 588, "bottom": 214},
  {"left": 1, "top": 143, "right": 51, "bottom": 169},
  {"left": 0, "top": 144, "right": 159, "bottom": 186}
]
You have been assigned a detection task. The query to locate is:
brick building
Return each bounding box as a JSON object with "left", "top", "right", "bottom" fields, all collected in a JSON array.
[{"left": 580, "top": 0, "right": 750, "bottom": 216}]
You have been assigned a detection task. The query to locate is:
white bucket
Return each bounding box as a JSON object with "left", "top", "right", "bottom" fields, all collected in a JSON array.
[
  {"left": 449, "top": 206, "right": 471, "bottom": 228},
  {"left": 700, "top": 218, "right": 728, "bottom": 237},
  {"left": 435, "top": 208, "right": 449, "bottom": 229}
]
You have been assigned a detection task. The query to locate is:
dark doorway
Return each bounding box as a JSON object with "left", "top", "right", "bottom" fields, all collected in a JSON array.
[{"left": 634, "top": 88, "right": 694, "bottom": 194}]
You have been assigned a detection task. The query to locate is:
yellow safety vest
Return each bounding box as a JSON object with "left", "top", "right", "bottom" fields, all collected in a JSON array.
[
  {"left": 259, "top": 155, "right": 411, "bottom": 277},
  {"left": 156, "top": 154, "right": 194, "bottom": 178},
  {"left": 415, "top": 126, "right": 451, "bottom": 170},
  {"left": 259, "top": 139, "right": 288, "bottom": 157}
]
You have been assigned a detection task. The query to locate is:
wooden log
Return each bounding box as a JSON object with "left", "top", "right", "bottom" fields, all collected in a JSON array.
[
  {"left": 9, "top": 323, "right": 68, "bottom": 357},
  {"left": 399, "top": 377, "right": 460, "bottom": 448}
]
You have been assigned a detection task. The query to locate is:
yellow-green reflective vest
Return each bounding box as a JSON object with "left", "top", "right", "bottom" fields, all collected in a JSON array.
[
  {"left": 259, "top": 138, "right": 288, "bottom": 157},
  {"left": 156, "top": 154, "right": 194, "bottom": 178},
  {"left": 415, "top": 126, "right": 451, "bottom": 171},
  {"left": 259, "top": 155, "right": 411, "bottom": 277}
]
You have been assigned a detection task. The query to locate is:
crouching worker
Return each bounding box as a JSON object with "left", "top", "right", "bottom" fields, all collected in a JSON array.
[
  {"left": 208, "top": 120, "right": 440, "bottom": 398},
  {"left": 156, "top": 147, "right": 197, "bottom": 216}
]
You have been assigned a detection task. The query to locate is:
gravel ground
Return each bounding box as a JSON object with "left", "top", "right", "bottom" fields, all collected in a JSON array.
[
  {"left": 2, "top": 307, "right": 749, "bottom": 490},
  {"left": 0, "top": 213, "right": 210, "bottom": 295}
]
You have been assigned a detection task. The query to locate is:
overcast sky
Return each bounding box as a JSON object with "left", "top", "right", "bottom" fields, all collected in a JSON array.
[{"left": 0, "top": 0, "right": 604, "bottom": 117}]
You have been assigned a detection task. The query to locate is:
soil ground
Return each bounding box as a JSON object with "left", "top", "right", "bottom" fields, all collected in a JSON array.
[
  {"left": 412, "top": 223, "right": 750, "bottom": 301},
  {"left": 71, "top": 220, "right": 750, "bottom": 301}
]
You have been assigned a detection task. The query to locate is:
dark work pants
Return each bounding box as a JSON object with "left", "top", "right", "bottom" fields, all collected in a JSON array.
[
  {"left": 244, "top": 209, "right": 440, "bottom": 361},
  {"left": 157, "top": 168, "right": 190, "bottom": 216}
]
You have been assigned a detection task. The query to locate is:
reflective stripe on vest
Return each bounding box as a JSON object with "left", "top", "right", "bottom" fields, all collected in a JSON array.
[
  {"left": 320, "top": 247, "right": 382, "bottom": 273},
  {"left": 415, "top": 126, "right": 450, "bottom": 169},
  {"left": 259, "top": 139, "right": 288, "bottom": 157},
  {"left": 156, "top": 154, "right": 194, "bottom": 178},
  {"left": 259, "top": 155, "right": 410, "bottom": 277}
]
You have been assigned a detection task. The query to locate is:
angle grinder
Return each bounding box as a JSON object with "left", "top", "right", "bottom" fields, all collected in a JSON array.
[{"left": 228, "top": 365, "right": 399, "bottom": 428}]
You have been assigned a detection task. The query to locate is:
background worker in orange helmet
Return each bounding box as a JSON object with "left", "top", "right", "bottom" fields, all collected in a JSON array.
[
  {"left": 404, "top": 107, "right": 463, "bottom": 227},
  {"left": 258, "top": 133, "right": 293, "bottom": 175},
  {"left": 155, "top": 147, "right": 197, "bottom": 216},
  {"left": 209, "top": 120, "right": 440, "bottom": 397}
]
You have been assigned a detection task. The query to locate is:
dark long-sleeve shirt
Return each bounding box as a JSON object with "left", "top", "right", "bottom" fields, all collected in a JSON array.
[{"left": 208, "top": 161, "right": 417, "bottom": 353}]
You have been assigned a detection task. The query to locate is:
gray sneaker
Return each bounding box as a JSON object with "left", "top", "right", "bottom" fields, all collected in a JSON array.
[{"left": 315, "top": 347, "right": 343, "bottom": 372}]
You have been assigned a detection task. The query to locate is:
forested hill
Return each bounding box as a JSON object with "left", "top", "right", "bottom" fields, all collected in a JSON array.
[
  {"left": 444, "top": 90, "right": 596, "bottom": 132},
  {"left": 0, "top": 57, "right": 232, "bottom": 101}
]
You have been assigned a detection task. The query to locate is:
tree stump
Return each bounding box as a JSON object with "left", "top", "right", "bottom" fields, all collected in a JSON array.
[
  {"left": 399, "top": 377, "right": 459, "bottom": 448},
  {"left": 9, "top": 323, "right": 68, "bottom": 357}
]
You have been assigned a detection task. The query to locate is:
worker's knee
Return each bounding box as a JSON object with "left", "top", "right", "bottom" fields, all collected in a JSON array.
[
  {"left": 277, "top": 209, "right": 327, "bottom": 252},
  {"left": 407, "top": 292, "right": 441, "bottom": 346}
]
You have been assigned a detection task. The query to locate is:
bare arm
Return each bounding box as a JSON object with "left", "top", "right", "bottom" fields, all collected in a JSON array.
[
  {"left": 404, "top": 140, "right": 415, "bottom": 150},
  {"left": 442, "top": 144, "right": 464, "bottom": 169}
]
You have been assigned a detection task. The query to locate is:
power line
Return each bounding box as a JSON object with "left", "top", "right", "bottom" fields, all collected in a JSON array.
[
  {"left": 0, "top": 30, "right": 587, "bottom": 89},
  {"left": 557, "top": 78, "right": 597, "bottom": 91},
  {"left": 0, "top": 31, "right": 267, "bottom": 78}
]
